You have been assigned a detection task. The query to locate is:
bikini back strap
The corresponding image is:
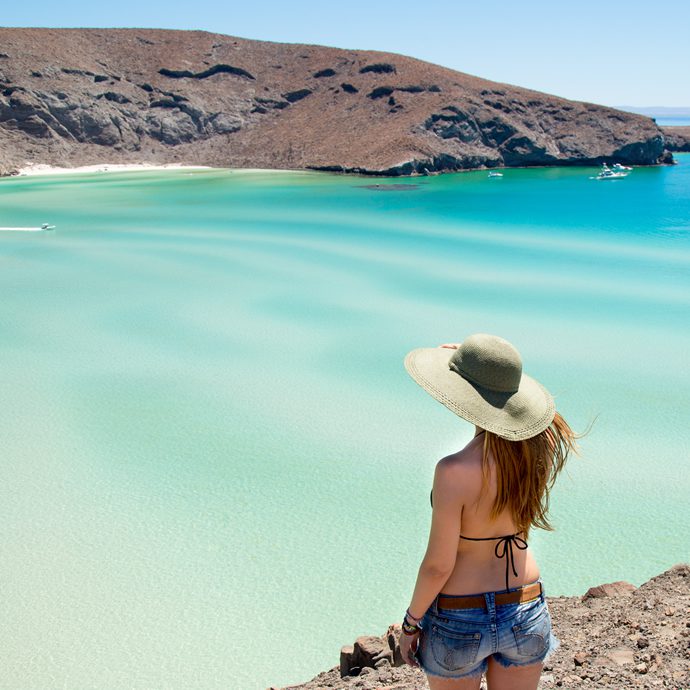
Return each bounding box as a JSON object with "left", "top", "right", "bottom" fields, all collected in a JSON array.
[{"left": 459, "top": 533, "right": 528, "bottom": 592}]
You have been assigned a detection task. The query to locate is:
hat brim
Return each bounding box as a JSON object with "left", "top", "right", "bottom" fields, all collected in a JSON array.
[{"left": 404, "top": 347, "right": 555, "bottom": 441}]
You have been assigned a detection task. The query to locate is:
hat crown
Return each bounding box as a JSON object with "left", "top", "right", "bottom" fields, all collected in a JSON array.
[{"left": 449, "top": 334, "right": 522, "bottom": 393}]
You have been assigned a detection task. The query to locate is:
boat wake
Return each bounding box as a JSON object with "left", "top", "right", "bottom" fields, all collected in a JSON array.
[{"left": 0, "top": 224, "right": 55, "bottom": 232}]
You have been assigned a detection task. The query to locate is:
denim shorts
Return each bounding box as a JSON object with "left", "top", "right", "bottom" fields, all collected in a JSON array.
[{"left": 416, "top": 581, "right": 559, "bottom": 679}]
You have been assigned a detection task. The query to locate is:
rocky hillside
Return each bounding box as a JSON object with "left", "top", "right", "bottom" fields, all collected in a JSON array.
[
  {"left": 278, "top": 564, "right": 689, "bottom": 690},
  {"left": 661, "top": 126, "right": 690, "bottom": 152},
  {"left": 0, "top": 28, "right": 676, "bottom": 176}
]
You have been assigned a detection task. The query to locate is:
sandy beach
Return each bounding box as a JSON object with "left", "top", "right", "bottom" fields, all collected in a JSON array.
[
  {"left": 10, "top": 163, "right": 316, "bottom": 178},
  {"left": 15, "top": 162, "right": 213, "bottom": 177}
]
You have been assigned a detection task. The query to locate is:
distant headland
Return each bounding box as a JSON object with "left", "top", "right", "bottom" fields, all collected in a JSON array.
[{"left": 0, "top": 28, "right": 679, "bottom": 176}]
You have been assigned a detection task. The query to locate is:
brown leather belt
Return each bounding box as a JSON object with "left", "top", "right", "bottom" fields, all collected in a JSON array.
[{"left": 437, "top": 581, "right": 542, "bottom": 610}]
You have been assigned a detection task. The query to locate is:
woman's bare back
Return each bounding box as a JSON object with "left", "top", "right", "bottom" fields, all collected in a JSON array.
[{"left": 439, "top": 431, "right": 540, "bottom": 595}]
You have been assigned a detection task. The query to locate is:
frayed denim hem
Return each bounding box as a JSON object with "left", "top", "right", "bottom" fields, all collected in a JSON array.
[
  {"left": 419, "top": 660, "right": 487, "bottom": 680},
  {"left": 493, "top": 636, "right": 561, "bottom": 669}
]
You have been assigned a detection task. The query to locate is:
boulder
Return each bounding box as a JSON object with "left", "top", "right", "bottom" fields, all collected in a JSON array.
[{"left": 582, "top": 581, "right": 636, "bottom": 601}]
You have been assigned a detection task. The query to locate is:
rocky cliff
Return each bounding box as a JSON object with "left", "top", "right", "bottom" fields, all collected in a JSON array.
[
  {"left": 0, "top": 28, "right": 676, "bottom": 176},
  {"left": 661, "top": 126, "right": 690, "bottom": 152},
  {"left": 277, "top": 564, "right": 689, "bottom": 690}
]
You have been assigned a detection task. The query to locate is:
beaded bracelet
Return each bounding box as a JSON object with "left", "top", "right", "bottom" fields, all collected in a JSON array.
[{"left": 401, "top": 617, "right": 420, "bottom": 636}]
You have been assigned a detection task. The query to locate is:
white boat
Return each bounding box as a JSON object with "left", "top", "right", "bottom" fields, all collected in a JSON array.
[
  {"left": 592, "top": 170, "right": 628, "bottom": 180},
  {"left": 591, "top": 164, "right": 628, "bottom": 180},
  {"left": 612, "top": 163, "right": 633, "bottom": 172},
  {"left": 488, "top": 171, "right": 503, "bottom": 178}
]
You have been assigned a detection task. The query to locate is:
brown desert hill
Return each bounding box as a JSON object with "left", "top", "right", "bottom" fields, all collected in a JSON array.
[{"left": 0, "top": 28, "right": 676, "bottom": 175}]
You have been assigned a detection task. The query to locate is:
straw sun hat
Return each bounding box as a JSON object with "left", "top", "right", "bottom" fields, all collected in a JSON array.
[{"left": 404, "top": 334, "right": 555, "bottom": 441}]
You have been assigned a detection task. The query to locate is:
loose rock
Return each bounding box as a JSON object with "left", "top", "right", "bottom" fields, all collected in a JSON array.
[
  {"left": 582, "top": 581, "right": 636, "bottom": 601},
  {"left": 573, "top": 651, "right": 589, "bottom": 666}
]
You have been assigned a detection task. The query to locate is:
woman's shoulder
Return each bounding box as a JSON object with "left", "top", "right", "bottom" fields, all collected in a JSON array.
[
  {"left": 436, "top": 441, "right": 484, "bottom": 484},
  {"left": 439, "top": 435, "right": 484, "bottom": 468}
]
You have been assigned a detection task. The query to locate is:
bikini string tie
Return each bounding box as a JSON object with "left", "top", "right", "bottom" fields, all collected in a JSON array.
[
  {"left": 494, "top": 534, "right": 529, "bottom": 593},
  {"left": 459, "top": 532, "right": 529, "bottom": 593}
]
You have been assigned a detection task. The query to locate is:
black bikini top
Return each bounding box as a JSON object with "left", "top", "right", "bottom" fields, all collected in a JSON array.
[{"left": 430, "top": 490, "right": 528, "bottom": 592}]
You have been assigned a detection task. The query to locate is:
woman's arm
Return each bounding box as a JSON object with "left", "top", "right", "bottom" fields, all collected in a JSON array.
[
  {"left": 400, "top": 458, "right": 464, "bottom": 665},
  {"left": 407, "top": 459, "right": 463, "bottom": 617}
]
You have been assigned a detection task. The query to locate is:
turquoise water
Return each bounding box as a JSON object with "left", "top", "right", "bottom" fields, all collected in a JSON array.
[{"left": 1, "top": 158, "right": 689, "bottom": 689}]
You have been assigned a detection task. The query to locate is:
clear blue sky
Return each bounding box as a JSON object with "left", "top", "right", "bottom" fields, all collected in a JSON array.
[{"left": 3, "top": 0, "right": 688, "bottom": 107}]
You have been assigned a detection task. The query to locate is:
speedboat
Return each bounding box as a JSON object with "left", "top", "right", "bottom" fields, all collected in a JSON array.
[
  {"left": 612, "top": 163, "right": 633, "bottom": 172},
  {"left": 41, "top": 223, "right": 56, "bottom": 230},
  {"left": 488, "top": 171, "right": 503, "bottom": 178}
]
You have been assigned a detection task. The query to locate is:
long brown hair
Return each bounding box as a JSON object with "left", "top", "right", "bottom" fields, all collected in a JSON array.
[{"left": 482, "top": 412, "right": 578, "bottom": 536}]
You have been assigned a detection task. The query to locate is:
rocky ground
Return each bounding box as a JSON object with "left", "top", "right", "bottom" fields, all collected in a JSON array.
[
  {"left": 0, "top": 28, "right": 676, "bottom": 176},
  {"left": 276, "top": 564, "right": 689, "bottom": 690}
]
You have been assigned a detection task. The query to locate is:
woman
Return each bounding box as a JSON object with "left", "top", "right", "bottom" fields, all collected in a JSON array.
[{"left": 399, "top": 334, "right": 577, "bottom": 690}]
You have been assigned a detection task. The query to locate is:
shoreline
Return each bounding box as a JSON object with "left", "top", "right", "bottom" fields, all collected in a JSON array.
[
  {"left": 6, "top": 157, "right": 683, "bottom": 181},
  {"left": 8, "top": 163, "right": 327, "bottom": 178}
]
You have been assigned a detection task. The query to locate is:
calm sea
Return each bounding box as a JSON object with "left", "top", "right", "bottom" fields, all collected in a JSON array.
[
  {"left": 657, "top": 116, "right": 690, "bottom": 127},
  {"left": 1, "top": 157, "right": 689, "bottom": 689}
]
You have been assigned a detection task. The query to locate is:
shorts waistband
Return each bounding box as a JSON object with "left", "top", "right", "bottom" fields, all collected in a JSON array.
[{"left": 436, "top": 581, "right": 542, "bottom": 611}]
